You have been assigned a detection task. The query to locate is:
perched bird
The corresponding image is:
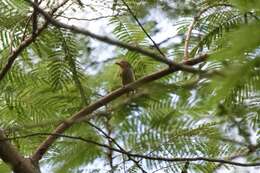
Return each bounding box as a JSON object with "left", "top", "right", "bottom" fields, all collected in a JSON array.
[{"left": 115, "top": 60, "right": 135, "bottom": 86}]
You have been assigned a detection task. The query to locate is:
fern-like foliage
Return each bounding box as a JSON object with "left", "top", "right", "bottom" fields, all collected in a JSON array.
[{"left": 0, "top": 0, "right": 259, "bottom": 173}]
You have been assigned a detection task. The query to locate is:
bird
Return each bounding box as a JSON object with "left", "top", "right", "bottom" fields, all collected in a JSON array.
[{"left": 115, "top": 60, "right": 135, "bottom": 86}]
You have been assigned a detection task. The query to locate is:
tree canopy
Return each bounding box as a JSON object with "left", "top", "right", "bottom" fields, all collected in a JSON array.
[{"left": 0, "top": 0, "right": 259, "bottom": 173}]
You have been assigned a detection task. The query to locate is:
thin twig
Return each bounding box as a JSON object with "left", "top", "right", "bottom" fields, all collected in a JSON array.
[
  {"left": 85, "top": 57, "right": 116, "bottom": 68},
  {"left": 58, "top": 13, "right": 125, "bottom": 21},
  {"left": 121, "top": 0, "right": 165, "bottom": 58},
  {"left": 21, "top": 15, "right": 33, "bottom": 41},
  {"left": 156, "top": 35, "right": 180, "bottom": 47}
]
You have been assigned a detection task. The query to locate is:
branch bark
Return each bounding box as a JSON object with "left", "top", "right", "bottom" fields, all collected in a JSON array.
[{"left": 0, "top": 130, "right": 40, "bottom": 173}]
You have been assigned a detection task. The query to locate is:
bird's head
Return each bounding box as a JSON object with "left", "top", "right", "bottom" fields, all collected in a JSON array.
[{"left": 115, "top": 60, "right": 131, "bottom": 69}]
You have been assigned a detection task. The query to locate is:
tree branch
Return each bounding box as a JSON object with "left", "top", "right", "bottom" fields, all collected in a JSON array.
[
  {"left": 0, "top": 129, "right": 40, "bottom": 173},
  {"left": 4, "top": 132, "right": 260, "bottom": 167},
  {"left": 0, "top": 0, "right": 70, "bottom": 82},
  {"left": 26, "top": 0, "right": 205, "bottom": 74},
  {"left": 0, "top": 28, "right": 43, "bottom": 81},
  {"left": 31, "top": 54, "right": 207, "bottom": 162}
]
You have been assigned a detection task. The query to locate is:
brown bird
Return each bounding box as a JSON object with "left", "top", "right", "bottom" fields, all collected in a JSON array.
[{"left": 115, "top": 60, "right": 135, "bottom": 86}]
